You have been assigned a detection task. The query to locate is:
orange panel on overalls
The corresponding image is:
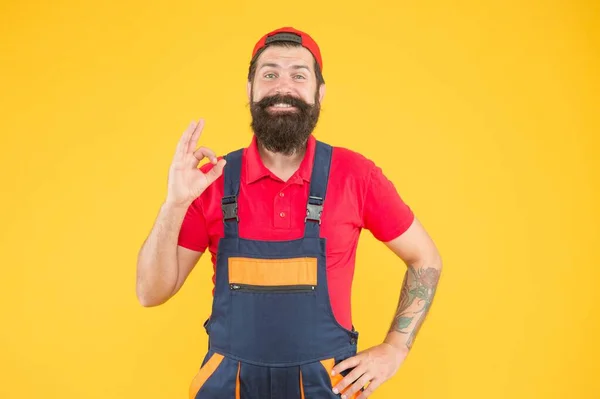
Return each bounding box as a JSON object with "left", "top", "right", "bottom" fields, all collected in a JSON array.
[{"left": 189, "top": 141, "right": 361, "bottom": 398}]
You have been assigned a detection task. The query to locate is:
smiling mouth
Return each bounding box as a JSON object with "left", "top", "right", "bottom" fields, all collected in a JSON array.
[{"left": 268, "top": 103, "right": 297, "bottom": 111}]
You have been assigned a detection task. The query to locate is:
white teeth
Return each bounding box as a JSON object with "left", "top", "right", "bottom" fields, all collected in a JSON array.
[{"left": 273, "top": 103, "right": 292, "bottom": 108}]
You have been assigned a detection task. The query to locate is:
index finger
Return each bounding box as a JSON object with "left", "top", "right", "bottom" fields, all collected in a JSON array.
[
  {"left": 174, "top": 120, "right": 197, "bottom": 158},
  {"left": 332, "top": 356, "right": 360, "bottom": 376}
]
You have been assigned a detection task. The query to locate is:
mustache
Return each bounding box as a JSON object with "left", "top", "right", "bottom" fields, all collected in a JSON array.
[{"left": 254, "top": 94, "right": 313, "bottom": 111}]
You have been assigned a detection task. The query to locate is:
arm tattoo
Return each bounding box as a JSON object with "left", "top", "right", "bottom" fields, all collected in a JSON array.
[{"left": 389, "top": 265, "right": 440, "bottom": 349}]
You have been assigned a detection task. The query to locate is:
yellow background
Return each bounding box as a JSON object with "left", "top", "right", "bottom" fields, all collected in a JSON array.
[{"left": 1, "top": 0, "right": 598, "bottom": 398}]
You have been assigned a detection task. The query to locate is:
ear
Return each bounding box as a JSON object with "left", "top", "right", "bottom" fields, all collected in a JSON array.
[
  {"left": 318, "top": 84, "right": 326, "bottom": 103},
  {"left": 247, "top": 81, "right": 252, "bottom": 102}
]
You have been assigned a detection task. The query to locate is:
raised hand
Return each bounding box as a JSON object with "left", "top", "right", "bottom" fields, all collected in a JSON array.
[{"left": 166, "top": 119, "right": 226, "bottom": 207}]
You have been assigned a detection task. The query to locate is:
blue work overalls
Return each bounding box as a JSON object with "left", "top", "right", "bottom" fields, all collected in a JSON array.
[{"left": 189, "top": 141, "right": 360, "bottom": 398}]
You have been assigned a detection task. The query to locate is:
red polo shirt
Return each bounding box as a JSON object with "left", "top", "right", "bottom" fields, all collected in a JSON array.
[{"left": 178, "top": 135, "right": 415, "bottom": 330}]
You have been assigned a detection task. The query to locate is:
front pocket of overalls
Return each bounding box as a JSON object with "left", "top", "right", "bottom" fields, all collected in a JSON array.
[
  {"left": 189, "top": 351, "right": 241, "bottom": 399},
  {"left": 228, "top": 257, "right": 318, "bottom": 363}
]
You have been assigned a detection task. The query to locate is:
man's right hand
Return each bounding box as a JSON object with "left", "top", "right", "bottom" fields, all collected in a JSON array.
[{"left": 166, "top": 119, "right": 226, "bottom": 207}]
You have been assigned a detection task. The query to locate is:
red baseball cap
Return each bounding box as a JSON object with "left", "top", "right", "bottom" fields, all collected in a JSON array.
[{"left": 251, "top": 27, "right": 323, "bottom": 72}]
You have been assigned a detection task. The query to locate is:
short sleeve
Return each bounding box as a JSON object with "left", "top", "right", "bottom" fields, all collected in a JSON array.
[
  {"left": 362, "top": 165, "right": 415, "bottom": 242},
  {"left": 177, "top": 199, "right": 209, "bottom": 252}
]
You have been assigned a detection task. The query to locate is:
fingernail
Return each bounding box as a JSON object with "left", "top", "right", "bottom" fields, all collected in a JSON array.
[
  {"left": 331, "top": 370, "right": 336, "bottom": 376},
  {"left": 332, "top": 388, "right": 338, "bottom": 394},
  {"left": 341, "top": 395, "right": 347, "bottom": 399}
]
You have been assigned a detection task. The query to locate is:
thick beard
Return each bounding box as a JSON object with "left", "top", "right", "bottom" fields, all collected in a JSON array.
[{"left": 250, "top": 92, "right": 320, "bottom": 155}]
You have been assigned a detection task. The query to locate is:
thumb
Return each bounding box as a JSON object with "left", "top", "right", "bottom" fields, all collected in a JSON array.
[{"left": 204, "top": 158, "right": 226, "bottom": 185}]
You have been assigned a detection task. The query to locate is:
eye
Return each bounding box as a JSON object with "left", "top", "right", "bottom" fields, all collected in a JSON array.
[
  {"left": 293, "top": 74, "right": 306, "bottom": 80},
  {"left": 264, "top": 73, "right": 277, "bottom": 79}
]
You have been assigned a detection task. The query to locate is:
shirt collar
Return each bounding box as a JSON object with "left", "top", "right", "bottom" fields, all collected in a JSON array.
[{"left": 244, "top": 135, "right": 317, "bottom": 184}]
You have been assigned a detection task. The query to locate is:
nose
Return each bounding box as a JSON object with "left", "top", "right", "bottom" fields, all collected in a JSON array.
[
  {"left": 275, "top": 88, "right": 292, "bottom": 96},
  {"left": 274, "top": 75, "right": 294, "bottom": 96},
  {"left": 275, "top": 86, "right": 293, "bottom": 96}
]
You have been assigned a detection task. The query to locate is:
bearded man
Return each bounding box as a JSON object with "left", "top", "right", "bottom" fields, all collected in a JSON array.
[{"left": 136, "top": 27, "right": 443, "bottom": 399}]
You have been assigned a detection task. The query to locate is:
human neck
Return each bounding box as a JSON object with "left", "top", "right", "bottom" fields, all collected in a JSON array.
[{"left": 257, "top": 140, "right": 307, "bottom": 182}]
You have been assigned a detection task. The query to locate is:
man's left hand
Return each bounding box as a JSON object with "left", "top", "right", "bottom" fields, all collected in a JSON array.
[{"left": 331, "top": 343, "right": 408, "bottom": 398}]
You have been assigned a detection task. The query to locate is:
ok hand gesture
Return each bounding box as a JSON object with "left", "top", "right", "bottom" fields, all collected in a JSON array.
[{"left": 166, "top": 119, "right": 226, "bottom": 207}]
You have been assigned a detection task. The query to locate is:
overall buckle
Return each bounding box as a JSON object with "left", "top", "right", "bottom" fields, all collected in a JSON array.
[
  {"left": 221, "top": 195, "right": 239, "bottom": 222},
  {"left": 305, "top": 196, "right": 323, "bottom": 224}
]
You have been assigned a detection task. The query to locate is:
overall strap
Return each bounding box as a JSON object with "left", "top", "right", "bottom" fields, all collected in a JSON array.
[
  {"left": 304, "top": 141, "right": 333, "bottom": 238},
  {"left": 221, "top": 148, "right": 244, "bottom": 238}
]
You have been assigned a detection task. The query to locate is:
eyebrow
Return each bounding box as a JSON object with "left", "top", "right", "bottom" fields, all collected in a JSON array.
[{"left": 259, "top": 63, "right": 311, "bottom": 71}]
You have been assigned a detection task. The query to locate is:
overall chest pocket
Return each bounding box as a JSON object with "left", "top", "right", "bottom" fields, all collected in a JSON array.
[{"left": 228, "top": 257, "right": 319, "bottom": 364}]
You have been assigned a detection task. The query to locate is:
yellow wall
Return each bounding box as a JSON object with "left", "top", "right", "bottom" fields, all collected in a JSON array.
[{"left": 1, "top": 1, "right": 598, "bottom": 398}]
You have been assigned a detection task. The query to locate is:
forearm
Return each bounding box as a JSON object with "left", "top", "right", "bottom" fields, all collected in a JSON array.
[
  {"left": 136, "top": 201, "right": 190, "bottom": 306},
  {"left": 385, "top": 258, "right": 442, "bottom": 352}
]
